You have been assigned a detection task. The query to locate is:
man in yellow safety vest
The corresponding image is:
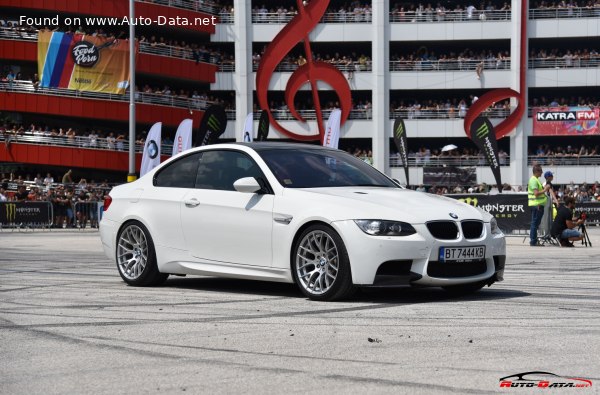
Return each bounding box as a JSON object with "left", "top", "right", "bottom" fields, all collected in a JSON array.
[{"left": 528, "top": 164, "right": 551, "bottom": 246}]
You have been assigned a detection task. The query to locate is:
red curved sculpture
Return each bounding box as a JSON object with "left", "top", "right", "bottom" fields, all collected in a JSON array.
[
  {"left": 464, "top": 0, "right": 528, "bottom": 139},
  {"left": 256, "top": 0, "right": 352, "bottom": 143}
]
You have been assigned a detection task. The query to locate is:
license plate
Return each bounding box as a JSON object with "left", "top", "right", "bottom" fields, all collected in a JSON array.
[{"left": 439, "top": 246, "right": 486, "bottom": 262}]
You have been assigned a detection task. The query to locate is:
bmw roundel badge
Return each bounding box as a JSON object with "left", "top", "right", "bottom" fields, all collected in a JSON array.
[
  {"left": 449, "top": 213, "right": 458, "bottom": 219},
  {"left": 148, "top": 140, "right": 158, "bottom": 159}
]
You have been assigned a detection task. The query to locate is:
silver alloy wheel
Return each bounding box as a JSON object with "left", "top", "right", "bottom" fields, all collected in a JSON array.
[
  {"left": 117, "top": 224, "right": 149, "bottom": 280},
  {"left": 296, "top": 230, "right": 339, "bottom": 295}
]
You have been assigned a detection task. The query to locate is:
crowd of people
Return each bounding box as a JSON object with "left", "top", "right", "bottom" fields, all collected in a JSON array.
[
  {"left": 390, "top": 1, "right": 512, "bottom": 22},
  {"left": 251, "top": 51, "right": 372, "bottom": 73},
  {"left": 0, "top": 123, "right": 177, "bottom": 153},
  {"left": 0, "top": 172, "right": 113, "bottom": 228}
]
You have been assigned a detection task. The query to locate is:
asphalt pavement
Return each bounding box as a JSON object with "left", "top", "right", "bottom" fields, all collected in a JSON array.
[{"left": 1, "top": 228, "right": 599, "bottom": 394}]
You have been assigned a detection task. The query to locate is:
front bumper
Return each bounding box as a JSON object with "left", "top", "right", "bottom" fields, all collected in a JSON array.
[{"left": 331, "top": 220, "right": 506, "bottom": 287}]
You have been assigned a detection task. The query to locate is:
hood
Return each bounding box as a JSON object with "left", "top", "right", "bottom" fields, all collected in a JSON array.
[{"left": 294, "top": 187, "right": 485, "bottom": 224}]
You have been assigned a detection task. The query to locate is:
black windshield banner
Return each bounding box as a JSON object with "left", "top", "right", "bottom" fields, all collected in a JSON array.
[{"left": 392, "top": 117, "right": 409, "bottom": 186}]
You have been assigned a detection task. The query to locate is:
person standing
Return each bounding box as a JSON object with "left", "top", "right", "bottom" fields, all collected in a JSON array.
[{"left": 528, "top": 164, "right": 551, "bottom": 246}]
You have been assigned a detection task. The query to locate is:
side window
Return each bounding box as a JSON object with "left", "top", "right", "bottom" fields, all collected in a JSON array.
[
  {"left": 195, "top": 150, "right": 264, "bottom": 191},
  {"left": 154, "top": 153, "right": 201, "bottom": 188}
]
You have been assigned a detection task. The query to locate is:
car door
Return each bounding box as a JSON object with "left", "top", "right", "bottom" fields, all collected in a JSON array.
[
  {"left": 181, "top": 149, "right": 274, "bottom": 267},
  {"left": 147, "top": 151, "right": 203, "bottom": 251}
]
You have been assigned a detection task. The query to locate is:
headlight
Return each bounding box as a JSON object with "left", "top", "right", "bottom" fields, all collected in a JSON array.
[
  {"left": 354, "top": 220, "right": 416, "bottom": 236},
  {"left": 490, "top": 217, "right": 502, "bottom": 234}
]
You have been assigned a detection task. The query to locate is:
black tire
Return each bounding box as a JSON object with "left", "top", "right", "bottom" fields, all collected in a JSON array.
[
  {"left": 291, "top": 224, "right": 356, "bottom": 301},
  {"left": 115, "top": 221, "right": 168, "bottom": 286},
  {"left": 442, "top": 280, "right": 488, "bottom": 296}
]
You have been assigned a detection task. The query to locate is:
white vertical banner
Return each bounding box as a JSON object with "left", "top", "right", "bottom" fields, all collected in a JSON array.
[
  {"left": 140, "top": 122, "right": 162, "bottom": 177},
  {"left": 172, "top": 119, "right": 193, "bottom": 156},
  {"left": 242, "top": 112, "right": 254, "bottom": 142},
  {"left": 323, "top": 109, "right": 341, "bottom": 149}
]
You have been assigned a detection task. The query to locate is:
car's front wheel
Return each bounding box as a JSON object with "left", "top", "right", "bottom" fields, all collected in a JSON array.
[
  {"left": 292, "top": 224, "right": 355, "bottom": 301},
  {"left": 116, "top": 221, "right": 168, "bottom": 286}
]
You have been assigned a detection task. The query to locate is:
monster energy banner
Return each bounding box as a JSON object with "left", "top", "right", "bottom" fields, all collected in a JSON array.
[
  {"left": 423, "top": 167, "right": 476, "bottom": 186},
  {"left": 392, "top": 117, "right": 409, "bottom": 185},
  {"left": 469, "top": 117, "right": 502, "bottom": 192},
  {"left": 574, "top": 203, "right": 600, "bottom": 224},
  {"left": 1, "top": 202, "right": 52, "bottom": 225},
  {"left": 448, "top": 194, "right": 528, "bottom": 233},
  {"left": 256, "top": 110, "right": 269, "bottom": 141},
  {"left": 195, "top": 105, "right": 227, "bottom": 147}
]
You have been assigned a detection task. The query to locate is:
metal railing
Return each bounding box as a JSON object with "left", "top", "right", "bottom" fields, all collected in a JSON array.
[
  {"left": 389, "top": 155, "right": 511, "bottom": 167},
  {"left": 136, "top": 0, "right": 221, "bottom": 15},
  {"left": 0, "top": 80, "right": 219, "bottom": 112},
  {"left": 389, "top": 9, "right": 511, "bottom": 22},
  {"left": 390, "top": 58, "right": 511, "bottom": 71},
  {"left": 389, "top": 155, "right": 600, "bottom": 168},
  {"left": 389, "top": 107, "right": 510, "bottom": 119},
  {"left": 252, "top": 10, "right": 373, "bottom": 24},
  {"left": 250, "top": 61, "right": 372, "bottom": 73},
  {"left": 0, "top": 29, "right": 223, "bottom": 68},
  {"left": 528, "top": 155, "right": 600, "bottom": 166},
  {"left": 529, "top": 7, "right": 600, "bottom": 19},
  {"left": 258, "top": 108, "right": 374, "bottom": 120},
  {"left": 139, "top": 41, "right": 223, "bottom": 65},
  {"left": 528, "top": 57, "right": 600, "bottom": 69},
  {"left": 0, "top": 132, "right": 175, "bottom": 153},
  {"left": 73, "top": 201, "right": 102, "bottom": 229}
]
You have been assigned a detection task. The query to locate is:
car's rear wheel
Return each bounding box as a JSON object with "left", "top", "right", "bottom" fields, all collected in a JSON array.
[
  {"left": 442, "top": 280, "right": 487, "bottom": 296},
  {"left": 116, "top": 221, "right": 168, "bottom": 286},
  {"left": 292, "top": 224, "right": 355, "bottom": 301}
]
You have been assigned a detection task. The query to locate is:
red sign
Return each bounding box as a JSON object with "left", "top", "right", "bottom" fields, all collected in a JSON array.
[
  {"left": 533, "top": 107, "right": 599, "bottom": 135},
  {"left": 255, "top": 0, "right": 352, "bottom": 143}
]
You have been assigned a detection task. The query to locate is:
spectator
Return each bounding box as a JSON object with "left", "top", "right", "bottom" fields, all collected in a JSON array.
[
  {"left": 6, "top": 69, "right": 15, "bottom": 90},
  {"left": 62, "top": 169, "right": 73, "bottom": 184}
]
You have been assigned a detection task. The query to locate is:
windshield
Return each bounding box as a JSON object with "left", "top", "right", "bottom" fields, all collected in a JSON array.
[{"left": 258, "top": 148, "right": 399, "bottom": 189}]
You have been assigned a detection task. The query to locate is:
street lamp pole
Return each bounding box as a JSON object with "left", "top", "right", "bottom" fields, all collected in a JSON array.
[{"left": 127, "top": 0, "right": 137, "bottom": 182}]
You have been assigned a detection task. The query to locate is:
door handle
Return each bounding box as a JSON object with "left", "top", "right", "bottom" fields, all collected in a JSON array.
[{"left": 184, "top": 198, "right": 200, "bottom": 208}]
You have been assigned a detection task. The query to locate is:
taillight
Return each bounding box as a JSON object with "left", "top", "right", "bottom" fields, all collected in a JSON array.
[{"left": 103, "top": 195, "right": 113, "bottom": 211}]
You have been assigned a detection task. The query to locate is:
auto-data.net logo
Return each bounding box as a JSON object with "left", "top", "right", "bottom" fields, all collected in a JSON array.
[{"left": 499, "top": 371, "right": 592, "bottom": 389}]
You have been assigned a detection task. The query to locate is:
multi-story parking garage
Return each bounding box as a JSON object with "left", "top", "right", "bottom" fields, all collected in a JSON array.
[{"left": 1, "top": 0, "right": 599, "bottom": 186}]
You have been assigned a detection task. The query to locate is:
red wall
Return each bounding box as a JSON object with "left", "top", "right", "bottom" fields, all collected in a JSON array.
[
  {"left": 0, "top": 142, "right": 170, "bottom": 172},
  {"left": 0, "top": 0, "right": 216, "bottom": 34},
  {"left": 0, "top": 92, "right": 203, "bottom": 128},
  {"left": 0, "top": 40, "right": 218, "bottom": 83},
  {"left": 0, "top": 40, "right": 37, "bottom": 61}
]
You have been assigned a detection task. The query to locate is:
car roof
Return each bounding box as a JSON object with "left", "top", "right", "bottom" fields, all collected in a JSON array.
[{"left": 235, "top": 142, "right": 337, "bottom": 152}]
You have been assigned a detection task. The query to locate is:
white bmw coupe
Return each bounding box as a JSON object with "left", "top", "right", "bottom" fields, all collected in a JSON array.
[{"left": 100, "top": 143, "right": 506, "bottom": 301}]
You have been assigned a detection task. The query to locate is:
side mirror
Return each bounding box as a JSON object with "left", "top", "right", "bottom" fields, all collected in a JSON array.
[{"left": 233, "top": 177, "right": 262, "bottom": 194}]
